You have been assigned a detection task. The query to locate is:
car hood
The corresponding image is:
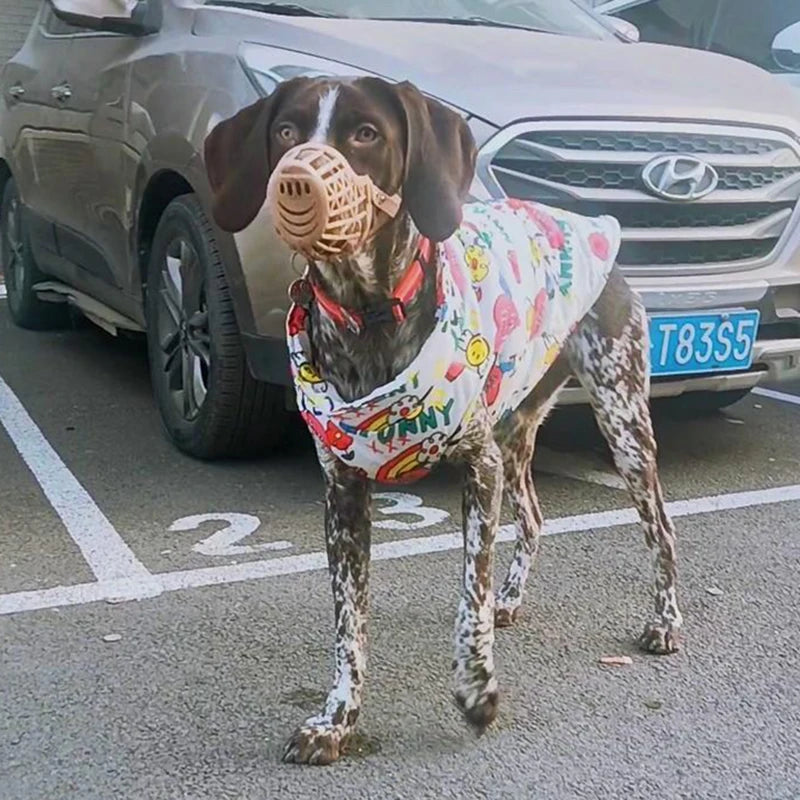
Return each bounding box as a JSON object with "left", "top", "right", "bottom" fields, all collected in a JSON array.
[{"left": 194, "top": 9, "right": 800, "bottom": 133}]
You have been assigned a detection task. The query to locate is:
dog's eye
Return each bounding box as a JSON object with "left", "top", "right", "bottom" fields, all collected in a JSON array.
[
  {"left": 354, "top": 124, "right": 379, "bottom": 144},
  {"left": 276, "top": 123, "right": 297, "bottom": 143}
]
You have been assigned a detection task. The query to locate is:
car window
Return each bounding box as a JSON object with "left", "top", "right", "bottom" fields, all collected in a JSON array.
[
  {"left": 204, "top": 0, "right": 616, "bottom": 40},
  {"left": 614, "top": 0, "right": 800, "bottom": 72},
  {"left": 41, "top": 4, "right": 95, "bottom": 35}
]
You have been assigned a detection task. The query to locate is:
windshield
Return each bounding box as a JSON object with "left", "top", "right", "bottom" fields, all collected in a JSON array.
[{"left": 205, "top": 0, "right": 615, "bottom": 39}]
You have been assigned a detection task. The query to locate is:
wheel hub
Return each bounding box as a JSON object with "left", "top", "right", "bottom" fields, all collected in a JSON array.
[{"left": 156, "top": 237, "right": 211, "bottom": 422}]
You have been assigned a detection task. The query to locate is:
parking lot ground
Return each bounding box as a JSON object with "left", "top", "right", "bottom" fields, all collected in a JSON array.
[{"left": 1, "top": 301, "right": 799, "bottom": 799}]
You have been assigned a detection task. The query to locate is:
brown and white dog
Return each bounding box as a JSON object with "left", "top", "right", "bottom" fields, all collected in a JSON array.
[{"left": 204, "top": 76, "right": 682, "bottom": 765}]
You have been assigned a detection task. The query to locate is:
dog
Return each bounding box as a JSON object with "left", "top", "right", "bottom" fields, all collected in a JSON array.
[{"left": 204, "top": 76, "right": 682, "bottom": 765}]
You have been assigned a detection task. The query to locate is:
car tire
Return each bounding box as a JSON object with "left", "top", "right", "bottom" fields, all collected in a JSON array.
[
  {"left": 656, "top": 388, "right": 752, "bottom": 418},
  {"left": 145, "top": 194, "right": 289, "bottom": 459},
  {"left": 1, "top": 178, "right": 68, "bottom": 330}
]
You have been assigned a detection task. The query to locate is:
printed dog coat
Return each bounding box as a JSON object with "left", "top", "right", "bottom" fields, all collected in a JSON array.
[{"left": 287, "top": 199, "right": 621, "bottom": 484}]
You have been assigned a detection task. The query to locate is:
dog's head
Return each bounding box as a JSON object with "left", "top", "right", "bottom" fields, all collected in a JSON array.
[{"left": 203, "top": 76, "right": 477, "bottom": 247}]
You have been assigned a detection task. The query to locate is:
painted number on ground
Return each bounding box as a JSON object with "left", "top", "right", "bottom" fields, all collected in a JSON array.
[
  {"left": 169, "top": 513, "right": 294, "bottom": 557},
  {"left": 170, "top": 494, "right": 450, "bottom": 556},
  {"left": 372, "top": 492, "right": 450, "bottom": 531}
]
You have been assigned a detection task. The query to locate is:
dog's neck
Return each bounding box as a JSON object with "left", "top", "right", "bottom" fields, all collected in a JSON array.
[
  {"left": 304, "top": 212, "right": 439, "bottom": 404},
  {"left": 309, "top": 213, "right": 421, "bottom": 309}
]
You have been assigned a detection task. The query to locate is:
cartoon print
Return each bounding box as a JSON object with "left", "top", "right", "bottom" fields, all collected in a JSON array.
[
  {"left": 302, "top": 411, "right": 355, "bottom": 460},
  {"left": 527, "top": 288, "right": 548, "bottom": 339},
  {"left": 508, "top": 199, "right": 566, "bottom": 249},
  {"left": 443, "top": 239, "right": 468, "bottom": 297},
  {"left": 286, "top": 197, "right": 620, "bottom": 484},
  {"left": 508, "top": 249, "right": 522, "bottom": 283},
  {"left": 375, "top": 431, "right": 452, "bottom": 482},
  {"left": 526, "top": 205, "right": 566, "bottom": 250},
  {"left": 558, "top": 237, "right": 574, "bottom": 297},
  {"left": 297, "top": 362, "right": 324, "bottom": 385},
  {"left": 465, "top": 244, "right": 490, "bottom": 285},
  {"left": 484, "top": 357, "right": 517, "bottom": 406},
  {"left": 464, "top": 333, "right": 491, "bottom": 371},
  {"left": 541, "top": 334, "right": 562, "bottom": 368},
  {"left": 445, "top": 362, "right": 466, "bottom": 382},
  {"left": 418, "top": 432, "right": 448, "bottom": 464},
  {"left": 430, "top": 387, "right": 450, "bottom": 411},
  {"left": 543, "top": 271, "right": 555, "bottom": 300},
  {"left": 484, "top": 361, "right": 503, "bottom": 406},
  {"left": 589, "top": 231, "right": 610, "bottom": 261},
  {"left": 357, "top": 393, "right": 425, "bottom": 434},
  {"left": 389, "top": 394, "right": 425, "bottom": 422},
  {"left": 493, "top": 294, "right": 521, "bottom": 350},
  {"left": 529, "top": 235, "right": 545, "bottom": 267},
  {"left": 375, "top": 442, "right": 428, "bottom": 484},
  {"left": 476, "top": 230, "right": 493, "bottom": 250}
]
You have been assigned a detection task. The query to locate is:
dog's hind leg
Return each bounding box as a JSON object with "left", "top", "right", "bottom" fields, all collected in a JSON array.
[
  {"left": 451, "top": 410, "right": 505, "bottom": 734},
  {"left": 494, "top": 362, "right": 568, "bottom": 628},
  {"left": 564, "top": 270, "right": 682, "bottom": 654},
  {"left": 283, "top": 446, "right": 372, "bottom": 765}
]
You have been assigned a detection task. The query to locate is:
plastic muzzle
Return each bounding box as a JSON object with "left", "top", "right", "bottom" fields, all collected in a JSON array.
[{"left": 266, "top": 143, "right": 401, "bottom": 261}]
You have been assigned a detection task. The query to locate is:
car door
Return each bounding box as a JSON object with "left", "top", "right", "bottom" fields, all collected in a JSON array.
[
  {"left": 23, "top": 8, "right": 129, "bottom": 304},
  {"left": 59, "top": 29, "right": 145, "bottom": 312},
  {"left": 1, "top": 4, "right": 77, "bottom": 271}
]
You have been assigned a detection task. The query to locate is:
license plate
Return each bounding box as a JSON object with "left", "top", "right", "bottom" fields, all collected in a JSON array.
[{"left": 648, "top": 310, "right": 760, "bottom": 377}]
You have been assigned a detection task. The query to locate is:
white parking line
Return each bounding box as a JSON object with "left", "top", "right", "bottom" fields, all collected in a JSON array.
[
  {"left": 0, "top": 375, "right": 156, "bottom": 584},
  {"left": 2, "top": 481, "right": 799, "bottom": 617},
  {"left": 753, "top": 387, "right": 800, "bottom": 407}
]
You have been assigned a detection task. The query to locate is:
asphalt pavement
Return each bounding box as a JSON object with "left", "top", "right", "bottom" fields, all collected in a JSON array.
[{"left": 1, "top": 297, "right": 799, "bottom": 800}]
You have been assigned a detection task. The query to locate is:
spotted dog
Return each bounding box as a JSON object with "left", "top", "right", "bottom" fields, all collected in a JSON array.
[{"left": 204, "top": 76, "right": 682, "bottom": 765}]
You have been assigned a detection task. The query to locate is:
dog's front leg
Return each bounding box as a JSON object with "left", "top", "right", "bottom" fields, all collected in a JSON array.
[
  {"left": 453, "top": 422, "right": 504, "bottom": 734},
  {"left": 283, "top": 448, "right": 371, "bottom": 765}
]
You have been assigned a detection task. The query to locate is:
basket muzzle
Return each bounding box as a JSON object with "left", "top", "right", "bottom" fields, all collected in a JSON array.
[{"left": 266, "top": 143, "right": 401, "bottom": 262}]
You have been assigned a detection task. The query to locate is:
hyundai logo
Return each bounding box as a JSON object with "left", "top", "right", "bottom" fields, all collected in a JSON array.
[{"left": 641, "top": 155, "right": 719, "bottom": 201}]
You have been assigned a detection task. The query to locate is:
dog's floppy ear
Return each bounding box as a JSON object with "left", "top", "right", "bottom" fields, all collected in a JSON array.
[
  {"left": 203, "top": 79, "right": 307, "bottom": 233},
  {"left": 389, "top": 80, "right": 477, "bottom": 242}
]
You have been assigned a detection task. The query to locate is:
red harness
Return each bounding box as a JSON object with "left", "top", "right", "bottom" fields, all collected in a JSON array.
[{"left": 296, "top": 237, "right": 435, "bottom": 334}]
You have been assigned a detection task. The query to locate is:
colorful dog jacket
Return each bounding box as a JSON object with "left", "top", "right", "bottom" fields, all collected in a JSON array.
[{"left": 287, "top": 199, "right": 621, "bottom": 484}]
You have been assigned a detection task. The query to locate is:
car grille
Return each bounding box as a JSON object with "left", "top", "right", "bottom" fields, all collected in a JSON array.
[{"left": 484, "top": 122, "right": 800, "bottom": 275}]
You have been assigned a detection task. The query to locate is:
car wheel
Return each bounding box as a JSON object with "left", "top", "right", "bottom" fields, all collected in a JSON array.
[
  {"left": 145, "top": 194, "right": 289, "bottom": 459},
  {"left": 656, "top": 388, "right": 752, "bottom": 418},
  {"left": 1, "top": 178, "right": 67, "bottom": 330}
]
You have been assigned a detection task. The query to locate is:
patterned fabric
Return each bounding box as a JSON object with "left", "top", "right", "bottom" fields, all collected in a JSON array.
[{"left": 287, "top": 199, "right": 621, "bottom": 484}]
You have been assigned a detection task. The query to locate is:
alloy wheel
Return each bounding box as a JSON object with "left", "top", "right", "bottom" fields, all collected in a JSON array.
[
  {"left": 2, "top": 194, "right": 26, "bottom": 313},
  {"left": 156, "top": 237, "right": 211, "bottom": 421}
]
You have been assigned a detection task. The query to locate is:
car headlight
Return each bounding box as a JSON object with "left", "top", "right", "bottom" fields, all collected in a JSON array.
[{"left": 238, "top": 43, "right": 376, "bottom": 95}]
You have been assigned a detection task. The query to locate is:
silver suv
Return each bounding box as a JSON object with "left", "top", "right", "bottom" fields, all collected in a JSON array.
[{"left": 2, "top": 0, "right": 800, "bottom": 459}]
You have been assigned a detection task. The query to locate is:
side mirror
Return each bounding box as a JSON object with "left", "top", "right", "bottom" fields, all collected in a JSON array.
[
  {"left": 604, "top": 14, "right": 640, "bottom": 43},
  {"left": 48, "top": 0, "right": 162, "bottom": 35},
  {"left": 772, "top": 21, "right": 800, "bottom": 72}
]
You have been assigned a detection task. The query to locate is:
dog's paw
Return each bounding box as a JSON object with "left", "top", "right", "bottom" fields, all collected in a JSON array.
[
  {"left": 282, "top": 724, "right": 342, "bottom": 766},
  {"left": 454, "top": 688, "right": 499, "bottom": 736},
  {"left": 638, "top": 620, "right": 681, "bottom": 654},
  {"left": 494, "top": 605, "right": 522, "bottom": 629}
]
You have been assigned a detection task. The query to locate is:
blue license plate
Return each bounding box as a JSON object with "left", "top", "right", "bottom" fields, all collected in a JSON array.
[{"left": 648, "top": 310, "right": 760, "bottom": 377}]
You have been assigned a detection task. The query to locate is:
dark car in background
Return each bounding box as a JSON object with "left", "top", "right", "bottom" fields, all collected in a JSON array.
[
  {"left": 592, "top": 0, "right": 800, "bottom": 90},
  {"left": 2, "top": 0, "right": 800, "bottom": 460}
]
